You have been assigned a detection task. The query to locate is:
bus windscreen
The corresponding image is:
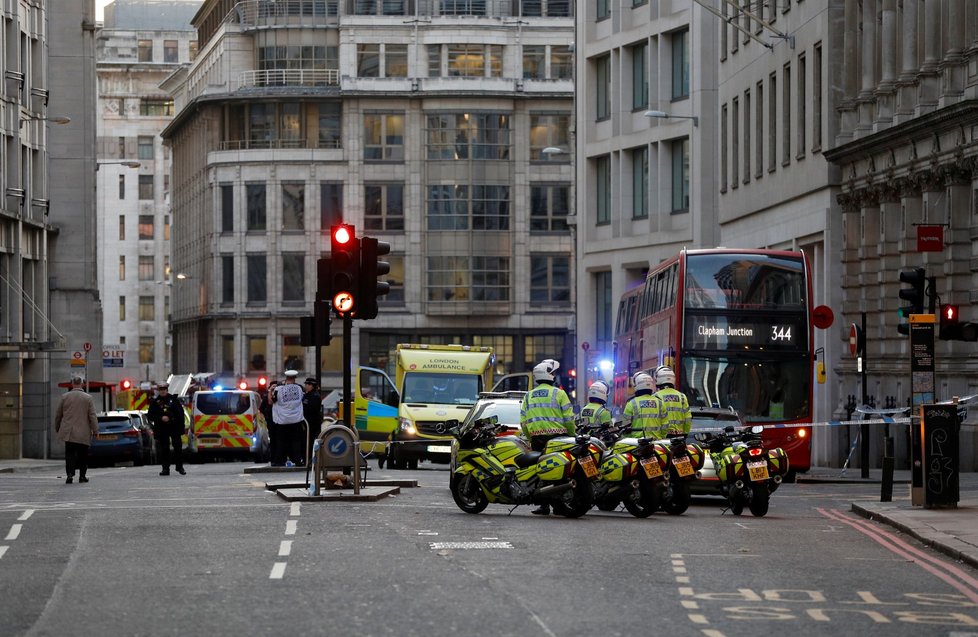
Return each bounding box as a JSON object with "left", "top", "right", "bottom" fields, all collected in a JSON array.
[{"left": 679, "top": 355, "right": 810, "bottom": 422}]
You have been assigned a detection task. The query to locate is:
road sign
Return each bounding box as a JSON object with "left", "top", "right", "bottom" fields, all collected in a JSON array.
[
  {"left": 581, "top": 341, "right": 590, "bottom": 351},
  {"left": 83, "top": 342, "right": 92, "bottom": 352},
  {"left": 848, "top": 323, "right": 862, "bottom": 357},
  {"left": 813, "top": 305, "right": 834, "bottom": 329}
]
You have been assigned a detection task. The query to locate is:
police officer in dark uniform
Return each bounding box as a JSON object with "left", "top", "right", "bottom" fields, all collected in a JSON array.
[
  {"left": 148, "top": 382, "right": 186, "bottom": 476},
  {"left": 302, "top": 376, "right": 323, "bottom": 465}
]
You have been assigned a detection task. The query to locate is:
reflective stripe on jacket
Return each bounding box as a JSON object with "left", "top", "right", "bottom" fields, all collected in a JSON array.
[
  {"left": 623, "top": 394, "right": 662, "bottom": 438},
  {"left": 579, "top": 403, "right": 612, "bottom": 430},
  {"left": 653, "top": 387, "right": 691, "bottom": 435},
  {"left": 520, "top": 384, "right": 575, "bottom": 438}
]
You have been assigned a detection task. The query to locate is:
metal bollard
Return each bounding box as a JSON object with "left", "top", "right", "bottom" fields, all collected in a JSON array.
[{"left": 880, "top": 435, "right": 894, "bottom": 502}]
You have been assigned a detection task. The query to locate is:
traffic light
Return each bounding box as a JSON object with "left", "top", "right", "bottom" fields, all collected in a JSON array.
[
  {"left": 258, "top": 376, "right": 268, "bottom": 390},
  {"left": 330, "top": 225, "right": 359, "bottom": 317},
  {"left": 358, "top": 236, "right": 391, "bottom": 320},
  {"left": 897, "top": 267, "right": 926, "bottom": 336},
  {"left": 939, "top": 304, "right": 978, "bottom": 341},
  {"left": 120, "top": 379, "right": 133, "bottom": 391}
]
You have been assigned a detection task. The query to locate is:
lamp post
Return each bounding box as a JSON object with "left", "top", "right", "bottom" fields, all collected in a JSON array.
[
  {"left": 96, "top": 160, "right": 141, "bottom": 170},
  {"left": 644, "top": 110, "right": 699, "bottom": 126}
]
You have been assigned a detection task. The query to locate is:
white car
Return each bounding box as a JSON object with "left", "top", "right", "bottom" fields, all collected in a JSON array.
[
  {"left": 449, "top": 391, "right": 525, "bottom": 471},
  {"left": 688, "top": 407, "right": 744, "bottom": 495}
]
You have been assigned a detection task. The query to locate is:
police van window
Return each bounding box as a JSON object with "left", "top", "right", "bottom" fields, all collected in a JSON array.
[{"left": 196, "top": 393, "right": 251, "bottom": 416}]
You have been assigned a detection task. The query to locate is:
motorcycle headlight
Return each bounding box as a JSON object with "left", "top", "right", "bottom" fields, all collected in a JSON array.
[{"left": 399, "top": 418, "right": 417, "bottom": 436}]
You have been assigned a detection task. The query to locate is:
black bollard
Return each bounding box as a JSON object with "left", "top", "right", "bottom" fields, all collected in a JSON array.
[{"left": 880, "top": 435, "right": 894, "bottom": 502}]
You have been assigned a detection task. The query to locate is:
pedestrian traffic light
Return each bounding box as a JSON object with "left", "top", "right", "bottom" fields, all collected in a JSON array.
[
  {"left": 358, "top": 236, "right": 391, "bottom": 320},
  {"left": 939, "top": 303, "right": 978, "bottom": 341},
  {"left": 897, "top": 267, "right": 926, "bottom": 336},
  {"left": 120, "top": 379, "right": 132, "bottom": 391},
  {"left": 330, "top": 224, "right": 359, "bottom": 317}
]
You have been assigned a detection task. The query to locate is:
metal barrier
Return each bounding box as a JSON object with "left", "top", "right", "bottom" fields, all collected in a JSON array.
[{"left": 309, "top": 423, "right": 361, "bottom": 496}]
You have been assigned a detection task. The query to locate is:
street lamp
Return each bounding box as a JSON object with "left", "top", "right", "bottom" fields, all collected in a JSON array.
[
  {"left": 20, "top": 115, "right": 71, "bottom": 126},
  {"left": 644, "top": 110, "right": 698, "bottom": 127},
  {"left": 542, "top": 146, "right": 570, "bottom": 157},
  {"left": 96, "top": 160, "right": 141, "bottom": 170}
]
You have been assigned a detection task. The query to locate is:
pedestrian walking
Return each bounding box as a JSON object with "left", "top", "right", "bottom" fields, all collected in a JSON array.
[
  {"left": 302, "top": 376, "right": 323, "bottom": 465},
  {"left": 271, "top": 370, "right": 305, "bottom": 466},
  {"left": 54, "top": 376, "right": 99, "bottom": 484},
  {"left": 148, "top": 382, "right": 187, "bottom": 476}
]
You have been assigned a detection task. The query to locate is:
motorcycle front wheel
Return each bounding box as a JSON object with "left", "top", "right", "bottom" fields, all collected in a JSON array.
[
  {"left": 450, "top": 473, "right": 489, "bottom": 514},
  {"left": 748, "top": 486, "right": 770, "bottom": 517},
  {"left": 622, "top": 476, "right": 659, "bottom": 518},
  {"left": 552, "top": 472, "right": 594, "bottom": 518},
  {"left": 661, "top": 480, "right": 691, "bottom": 515}
]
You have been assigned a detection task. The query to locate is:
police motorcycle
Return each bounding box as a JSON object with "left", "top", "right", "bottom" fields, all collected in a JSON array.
[
  {"left": 693, "top": 425, "right": 789, "bottom": 517},
  {"left": 657, "top": 433, "right": 707, "bottom": 515},
  {"left": 449, "top": 415, "right": 602, "bottom": 517}
]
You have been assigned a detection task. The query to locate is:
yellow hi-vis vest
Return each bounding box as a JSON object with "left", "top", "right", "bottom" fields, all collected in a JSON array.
[
  {"left": 579, "top": 402, "right": 612, "bottom": 430},
  {"left": 520, "top": 384, "right": 575, "bottom": 438},
  {"left": 624, "top": 393, "right": 662, "bottom": 438},
  {"left": 653, "top": 387, "right": 692, "bottom": 436}
]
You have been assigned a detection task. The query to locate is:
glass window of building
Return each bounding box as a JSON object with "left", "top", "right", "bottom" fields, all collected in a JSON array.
[
  {"left": 283, "top": 336, "right": 304, "bottom": 372},
  {"left": 119, "top": 255, "right": 125, "bottom": 281},
  {"left": 139, "top": 336, "right": 155, "bottom": 364},
  {"left": 247, "top": 183, "right": 267, "bottom": 231},
  {"left": 529, "top": 113, "right": 569, "bottom": 161},
  {"left": 426, "top": 112, "right": 509, "bottom": 160},
  {"left": 320, "top": 182, "right": 344, "bottom": 230},
  {"left": 138, "top": 136, "right": 154, "bottom": 160},
  {"left": 596, "top": 0, "right": 609, "bottom": 20},
  {"left": 163, "top": 39, "right": 178, "bottom": 63},
  {"left": 386, "top": 44, "right": 408, "bottom": 77},
  {"left": 383, "top": 254, "right": 405, "bottom": 303},
  {"left": 671, "top": 29, "right": 689, "bottom": 100},
  {"left": 364, "top": 183, "right": 404, "bottom": 231},
  {"left": 139, "top": 296, "right": 155, "bottom": 321},
  {"left": 281, "top": 103, "right": 301, "bottom": 144},
  {"left": 596, "top": 155, "right": 611, "bottom": 224},
  {"left": 318, "top": 103, "right": 342, "bottom": 149},
  {"left": 221, "top": 184, "right": 234, "bottom": 233},
  {"left": 247, "top": 336, "right": 267, "bottom": 371},
  {"left": 119, "top": 174, "right": 125, "bottom": 200},
  {"left": 357, "top": 44, "right": 380, "bottom": 77},
  {"left": 221, "top": 254, "right": 234, "bottom": 305},
  {"left": 118, "top": 215, "right": 125, "bottom": 240},
  {"left": 189, "top": 40, "right": 199, "bottom": 61},
  {"left": 428, "top": 44, "right": 442, "bottom": 77},
  {"left": 440, "top": 0, "right": 487, "bottom": 16},
  {"left": 139, "top": 175, "right": 154, "bottom": 200},
  {"left": 427, "top": 185, "right": 469, "bottom": 230},
  {"left": 472, "top": 256, "right": 510, "bottom": 301},
  {"left": 596, "top": 55, "right": 610, "bottom": 120},
  {"left": 631, "top": 42, "right": 648, "bottom": 110},
  {"left": 139, "top": 100, "right": 174, "bottom": 116},
  {"left": 523, "top": 45, "right": 545, "bottom": 79},
  {"left": 551, "top": 45, "right": 573, "bottom": 79},
  {"left": 247, "top": 254, "right": 267, "bottom": 304},
  {"left": 138, "top": 215, "right": 154, "bottom": 240},
  {"left": 595, "top": 270, "right": 613, "bottom": 344},
  {"left": 249, "top": 103, "right": 275, "bottom": 146},
  {"left": 471, "top": 185, "right": 510, "bottom": 230},
  {"left": 364, "top": 113, "right": 405, "bottom": 160},
  {"left": 138, "top": 39, "right": 153, "bottom": 62},
  {"left": 525, "top": 334, "right": 565, "bottom": 371},
  {"left": 138, "top": 255, "right": 155, "bottom": 281},
  {"left": 282, "top": 253, "right": 305, "bottom": 302},
  {"left": 427, "top": 256, "right": 470, "bottom": 301},
  {"left": 282, "top": 182, "right": 305, "bottom": 230},
  {"left": 530, "top": 184, "right": 570, "bottom": 232},
  {"left": 671, "top": 137, "right": 690, "bottom": 212},
  {"left": 119, "top": 296, "right": 126, "bottom": 321},
  {"left": 530, "top": 254, "right": 571, "bottom": 304},
  {"left": 221, "top": 335, "right": 234, "bottom": 373},
  {"left": 632, "top": 146, "right": 648, "bottom": 219},
  {"left": 447, "top": 44, "right": 501, "bottom": 77}
]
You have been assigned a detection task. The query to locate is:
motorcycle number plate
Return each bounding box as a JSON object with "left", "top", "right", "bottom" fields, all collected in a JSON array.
[
  {"left": 747, "top": 461, "right": 769, "bottom": 481},
  {"left": 640, "top": 457, "right": 663, "bottom": 479},
  {"left": 673, "top": 456, "right": 694, "bottom": 478},
  {"left": 579, "top": 455, "right": 599, "bottom": 478}
]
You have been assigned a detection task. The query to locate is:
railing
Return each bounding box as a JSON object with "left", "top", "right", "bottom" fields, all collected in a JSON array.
[
  {"left": 228, "top": 0, "right": 572, "bottom": 22},
  {"left": 230, "top": 0, "right": 339, "bottom": 26},
  {"left": 236, "top": 69, "right": 340, "bottom": 90},
  {"left": 218, "top": 138, "right": 342, "bottom": 150}
]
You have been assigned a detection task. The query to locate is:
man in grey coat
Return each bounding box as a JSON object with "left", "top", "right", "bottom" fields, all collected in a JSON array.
[{"left": 54, "top": 376, "right": 99, "bottom": 484}]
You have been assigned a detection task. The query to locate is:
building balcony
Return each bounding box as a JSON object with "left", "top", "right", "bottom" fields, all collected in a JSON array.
[
  {"left": 227, "top": 0, "right": 572, "bottom": 22},
  {"left": 235, "top": 69, "right": 340, "bottom": 91},
  {"left": 231, "top": 0, "right": 339, "bottom": 28}
]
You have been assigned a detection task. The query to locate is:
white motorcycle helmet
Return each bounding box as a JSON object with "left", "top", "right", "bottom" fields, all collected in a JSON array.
[
  {"left": 532, "top": 358, "right": 560, "bottom": 383},
  {"left": 587, "top": 380, "right": 609, "bottom": 403},
  {"left": 633, "top": 372, "right": 654, "bottom": 392},
  {"left": 654, "top": 365, "right": 676, "bottom": 387}
]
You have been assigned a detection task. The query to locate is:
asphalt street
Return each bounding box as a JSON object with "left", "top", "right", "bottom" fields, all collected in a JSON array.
[{"left": 1, "top": 462, "right": 977, "bottom": 637}]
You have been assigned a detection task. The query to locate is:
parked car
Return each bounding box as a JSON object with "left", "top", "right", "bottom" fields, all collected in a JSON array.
[
  {"left": 91, "top": 411, "right": 155, "bottom": 466},
  {"left": 688, "top": 407, "right": 745, "bottom": 495}
]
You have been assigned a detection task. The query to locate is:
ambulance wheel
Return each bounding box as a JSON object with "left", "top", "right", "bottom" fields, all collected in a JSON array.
[{"left": 450, "top": 474, "right": 488, "bottom": 514}]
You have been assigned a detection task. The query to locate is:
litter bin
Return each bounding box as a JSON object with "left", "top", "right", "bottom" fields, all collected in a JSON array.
[{"left": 921, "top": 404, "right": 959, "bottom": 509}]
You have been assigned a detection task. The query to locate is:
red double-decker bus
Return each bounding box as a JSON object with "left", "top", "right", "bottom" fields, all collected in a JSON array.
[{"left": 611, "top": 248, "right": 814, "bottom": 474}]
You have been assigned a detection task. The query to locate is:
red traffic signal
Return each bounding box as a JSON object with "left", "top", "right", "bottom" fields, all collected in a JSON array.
[
  {"left": 238, "top": 380, "right": 248, "bottom": 390},
  {"left": 941, "top": 304, "right": 959, "bottom": 327},
  {"left": 121, "top": 379, "right": 133, "bottom": 390},
  {"left": 330, "top": 224, "right": 359, "bottom": 317},
  {"left": 258, "top": 376, "right": 268, "bottom": 388}
]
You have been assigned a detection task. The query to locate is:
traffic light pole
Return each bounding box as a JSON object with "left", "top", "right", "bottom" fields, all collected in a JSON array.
[
  {"left": 860, "top": 311, "right": 869, "bottom": 479},
  {"left": 343, "top": 315, "right": 352, "bottom": 430}
]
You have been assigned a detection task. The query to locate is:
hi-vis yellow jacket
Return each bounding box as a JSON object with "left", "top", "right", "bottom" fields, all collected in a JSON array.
[{"left": 520, "top": 383, "right": 574, "bottom": 438}]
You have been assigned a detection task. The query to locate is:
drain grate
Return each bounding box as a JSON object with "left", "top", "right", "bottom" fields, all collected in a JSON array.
[{"left": 429, "top": 541, "right": 514, "bottom": 550}]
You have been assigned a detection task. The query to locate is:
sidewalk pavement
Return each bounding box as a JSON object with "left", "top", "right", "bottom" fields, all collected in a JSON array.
[{"left": 3, "top": 458, "right": 977, "bottom": 569}]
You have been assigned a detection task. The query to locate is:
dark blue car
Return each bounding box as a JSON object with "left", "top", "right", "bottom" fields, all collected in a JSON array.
[{"left": 91, "top": 412, "right": 154, "bottom": 466}]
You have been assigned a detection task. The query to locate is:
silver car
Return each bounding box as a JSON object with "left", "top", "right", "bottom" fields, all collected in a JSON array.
[{"left": 688, "top": 407, "right": 744, "bottom": 495}]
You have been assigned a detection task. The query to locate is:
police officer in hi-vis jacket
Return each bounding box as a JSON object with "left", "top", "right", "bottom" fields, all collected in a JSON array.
[
  {"left": 622, "top": 372, "right": 662, "bottom": 439},
  {"left": 651, "top": 365, "right": 692, "bottom": 437},
  {"left": 520, "top": 358, "right": 574, "bottom": 515}
]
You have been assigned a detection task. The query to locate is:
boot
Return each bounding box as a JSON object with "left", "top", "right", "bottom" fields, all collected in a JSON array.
[{"left": 176, "top": 467, "right": 186, "bottom": 475}]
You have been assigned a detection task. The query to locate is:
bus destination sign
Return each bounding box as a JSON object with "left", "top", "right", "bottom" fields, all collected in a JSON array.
[{"left": 684, "top": 316, "right": 807, "bottom": 351}]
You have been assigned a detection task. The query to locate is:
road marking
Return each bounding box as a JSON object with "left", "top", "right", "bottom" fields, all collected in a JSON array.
[
  {"left": 673, "top": 566, "right": 687, "bottom": 573},
  {"left": 278, "top": 541, "right": 292, "bottom": 557},
  {"left": 0, "top": 546, "right": 7, "bottom": 559},
  {"left": 269, "top": 562, "right": 287, "bottom": 579},
  {"left": 672, "top": 556, "right": 727, "bottom": 637},
  {"left": 285, "top": 520, "right": 297, "bottom": 536},
  {"left": 689, "top": 614, "right": 709, "bottom": 625},
  {"left": 676, "top": 576, "right": 691, "bottom": 584},
  {"left": 290, "top": 502, "right": 301, "bottom": 517},
  {"left": 429, "top": 541, "right": 513, "bottom": 550},
  {"left": 5, "top": 524, "right": 21, "bottom": 541},
  {"left": 681, "top": 600, "right": 700, "bottom": 610},
  {"left": 17, "top": 509, "right": 33, "bottom": 521},
  {"left": 702, "top": 630, "right": 727, "bottom": 637}
]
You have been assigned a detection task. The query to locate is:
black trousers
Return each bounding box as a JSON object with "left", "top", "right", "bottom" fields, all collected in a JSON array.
[
  {"left": 64, "top": 441, "right": 90, "bottom": 478},
  {"left": 156, "top": 431, "right": 183, "bottom": 470},
  {"left": 271, "top": 423, "right": 305, "bottom": 466}
]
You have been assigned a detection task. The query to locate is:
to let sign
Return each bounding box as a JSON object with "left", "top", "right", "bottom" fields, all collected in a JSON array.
[{"left": 102, "top": 344, "right": 125, "bottom": 368}]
